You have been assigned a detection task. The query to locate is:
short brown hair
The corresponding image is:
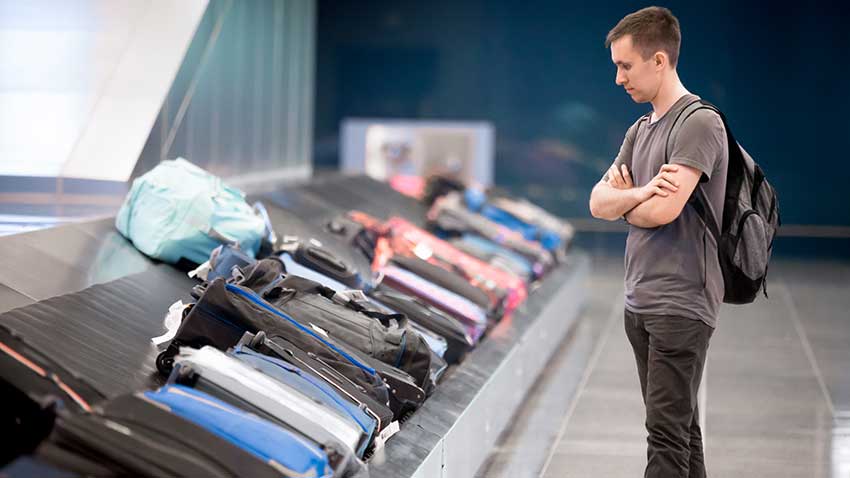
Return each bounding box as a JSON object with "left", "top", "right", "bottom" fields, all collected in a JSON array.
[{"left": 606, "top": 6, "right": 681, "bottom": 68}]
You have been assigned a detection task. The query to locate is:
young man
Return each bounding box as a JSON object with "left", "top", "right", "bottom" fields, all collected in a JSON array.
[{"left": 588, "top": 6, "right": 728, "bottom": 478}]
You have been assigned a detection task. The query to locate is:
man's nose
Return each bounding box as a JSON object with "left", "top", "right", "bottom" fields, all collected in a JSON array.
[{"left": 615, "top": 73, "right": 626, "bottom": 86}]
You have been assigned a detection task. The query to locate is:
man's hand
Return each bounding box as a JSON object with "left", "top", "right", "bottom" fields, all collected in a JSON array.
[
  {"left": 606, "top": 164, "right": 633, "bottom": 190},
  {"left": 633, "top": 164, "right": 680, "bottom": 202},
  {"left": 590, "top": 162, "right": 680, "bottom": 221}
]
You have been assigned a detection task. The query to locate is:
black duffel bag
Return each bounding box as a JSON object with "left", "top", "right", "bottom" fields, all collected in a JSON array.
[{"left": 234, "top": 259, "right": 437, "bottom": 397}]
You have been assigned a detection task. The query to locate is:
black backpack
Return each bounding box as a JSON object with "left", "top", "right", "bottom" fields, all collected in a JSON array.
[{"left": 666, "top": 99, "right": 781, "bottom": 304}]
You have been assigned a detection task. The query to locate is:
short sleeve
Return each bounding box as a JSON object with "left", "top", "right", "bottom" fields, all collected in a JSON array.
[
  {"left": 669, "top": 110, "right": 726, "bottom": 182},
  {"left": 602, "top": 118, "right": 641, "bottom": 182}
]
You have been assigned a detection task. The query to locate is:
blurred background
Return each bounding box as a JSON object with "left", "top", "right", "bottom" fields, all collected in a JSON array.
[{"left": 1, "top": 0, "right": 848, "bottom": 254}]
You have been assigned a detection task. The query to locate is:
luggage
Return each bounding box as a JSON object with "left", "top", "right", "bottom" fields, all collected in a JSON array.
[
  {"left": 170, "top": 347, "right": 367, "bottom": 462},
  {"left": 277, "top": 238, "right": 374, "bottom": 292},
  {"left": 230, "top": 344, "right": 378, "bottom": 456},
  {"left": 158, "top": 276, "right": 425, "bottom": 418},
  {"left": 241, "top": 331, "right": 394, "bottom": 433},
  {"left": 464, "top": 188, "right": 569, "bottom": 253},
  {"left": 408, "top": 319, "right": 448, "bottom": 359},
  {"left": 485, "top": 191, "right": 575, "bottom": 250},
  {"left": 389, "top": 254, "right": 492, "bottom": 312},
  {"left": 355, "top": 213, "right": 529, "bottom": 315},
  {"left": 26, "top": 392, "right": 291, "bottom": 478},
  {"left": 233, "top": 259, "right": 437, "bottom": 396},
  {"left": 378, "top": 264, "right": 487, "bottom": 344},
  {"left": 0, "top": 326, "right": 105, "bottom": 467},
  {"left": 428, "top": 191, "right": 554, "bottom": 275},
  {"left": 142, "top": 386, "right": 334, "bottom": 477},
  {"left": 115, "top": 158, "right": 268, "bottom": 264},
  {"left": 369, "top": 290, "right": 473, "bottom": 364},
  {"left": 450, "top": 233, "right": 537, "bottom": 283},
  {"left": 344, "top": 211, "right": 521, "bottom": 307},
  {"left": 157, "top": 277, "right": 391, "bottom": 409}
]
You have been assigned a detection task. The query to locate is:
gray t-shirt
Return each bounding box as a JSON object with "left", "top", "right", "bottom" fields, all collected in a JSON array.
[{"left": 610, "top": 94, "right": 728, "bottom": 327}]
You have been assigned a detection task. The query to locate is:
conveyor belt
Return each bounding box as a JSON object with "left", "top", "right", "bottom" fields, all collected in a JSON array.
[{"left": 0, "top": 265, "right": 197, "bottom": 398}]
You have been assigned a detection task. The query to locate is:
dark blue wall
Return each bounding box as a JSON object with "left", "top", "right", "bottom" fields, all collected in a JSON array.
[{"left": 315, "top": 1, "right": 850, "bottom": 227}]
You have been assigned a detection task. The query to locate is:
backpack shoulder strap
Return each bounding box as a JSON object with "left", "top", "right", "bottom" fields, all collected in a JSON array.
[{"left": 664, "top": 98, "right": 722, "bottom": 242}]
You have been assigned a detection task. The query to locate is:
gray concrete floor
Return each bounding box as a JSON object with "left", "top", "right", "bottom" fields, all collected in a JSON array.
[{"left": 479, "top": 253, "right": 850, "bottom": 478}]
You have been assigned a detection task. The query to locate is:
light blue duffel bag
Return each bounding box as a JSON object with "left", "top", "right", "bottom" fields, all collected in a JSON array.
[{"left": 116, "top": 158, "right": 267, "bottom": 264}]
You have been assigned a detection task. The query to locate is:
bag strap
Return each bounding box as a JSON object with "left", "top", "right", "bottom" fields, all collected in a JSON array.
[{"left": 663, "top": 99, "right": 722, "bottom": 243}]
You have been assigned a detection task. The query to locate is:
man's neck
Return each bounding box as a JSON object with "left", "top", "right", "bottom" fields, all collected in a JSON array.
[{"left": 650, "top": 72, "right": 690, "bottom": 122}]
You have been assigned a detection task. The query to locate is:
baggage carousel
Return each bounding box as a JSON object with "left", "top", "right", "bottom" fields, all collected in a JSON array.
[{"left": 0, "top": 175, "right": 588, "bottom": 477}]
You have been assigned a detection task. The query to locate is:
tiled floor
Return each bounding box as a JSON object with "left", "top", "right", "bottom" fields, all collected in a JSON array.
[{"left": 480, "top": 254, "right": 850, "bottom": 478}]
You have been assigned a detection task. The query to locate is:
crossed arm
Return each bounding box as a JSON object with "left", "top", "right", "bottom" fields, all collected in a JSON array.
[{"left": 588, "top": 162, "right": 703, "bottom": 228}]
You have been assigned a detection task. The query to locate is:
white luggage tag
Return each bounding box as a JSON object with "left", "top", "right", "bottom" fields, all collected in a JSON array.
[
  {"left": 188, "top": 260, "right": 212, "bottom": 281},
  {"left": 371, "top": 420, "right": 401, "bottom": 450},
  {"left": 151, "top": 300, "right": 189, "bottom": 350}
]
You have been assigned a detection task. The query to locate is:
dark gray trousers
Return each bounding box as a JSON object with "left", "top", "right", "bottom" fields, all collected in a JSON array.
[{"left": 624, "top": 309, "right": 713, "bottom": 478}]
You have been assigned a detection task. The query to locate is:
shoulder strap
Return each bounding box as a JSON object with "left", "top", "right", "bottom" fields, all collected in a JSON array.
[{"left": 663, "top": 98, "right": 722, "bottom": 242}]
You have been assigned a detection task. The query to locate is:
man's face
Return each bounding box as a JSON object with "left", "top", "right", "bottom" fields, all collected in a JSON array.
[{"left": 610, "top": 35, "right": 660, "bottom": 103}]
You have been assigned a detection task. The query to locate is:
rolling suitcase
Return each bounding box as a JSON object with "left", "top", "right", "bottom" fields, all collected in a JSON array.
[
  {"left": 22, "top": 392, "right": 291, "bottom": 478},
  {"left": 240, "top": 331, "right": 394, "bottom": 431},
  {"left": 347, "top": 212, "right": 528, "bottom": 316},
  {"left": 230, "top": 344, "right": 378, "bottom": 455},
  {"left": 142, "top": 386, "right": 336, "bottom": 477},
  {"left": 377, "top": 264, "right": 487, "bottom": 344},
  {"left": 170, "top": 346, "right": 366, "bottom": 465},
  {"left": 428, "top": 191, "right": 554, "bottom": 275}
]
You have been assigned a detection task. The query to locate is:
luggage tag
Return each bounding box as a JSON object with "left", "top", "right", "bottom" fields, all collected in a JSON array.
[
  {"left": 152, "top": 300, "right": 189, "bottom": 351},
  {"left": 412, "top": 241, "right": 434, "bottom": 261},
  {"left": 371, "top": 420, "right": 401, "bottom": 450},
  {"left": 188, "top": 261, "right": 212, "bottom": 281}
]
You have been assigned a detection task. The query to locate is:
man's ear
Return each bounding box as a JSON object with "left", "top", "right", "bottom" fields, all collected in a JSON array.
[{"left": 654, "top": 51, "right": 667, "bottom": 70}]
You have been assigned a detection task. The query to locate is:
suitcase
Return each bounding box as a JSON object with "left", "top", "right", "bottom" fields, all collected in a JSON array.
[
  {"left": 428, "top": 191, "right": 554, "bottom": 275},
  {"left": 170, "top": 347, "right": 367, "bottom": 460},
  {"left": 230, "top": 344, "right": 378, "bottom": 456},
  {"left": 277, "top": 239, "right": 374, "bottom": 292},
  {"left": 234, "top": 259, "right": 437, "bottom": 396},
  {"left": 369, "top": 290, "right": 473, "bottom": 364},
  {"left": 24, "top": 392, "right": 291, "bottom": 478},
  {"left": 488, "top": 192, "right": 575, "bottom": 249},
  {"left": 158, "top": 277, "right": 425, "bottom": 418},
  {"left": 143, "top": 386, "right": 338, "bottom": 477},
  {"left": 0, "top": 327, "right": 105, "bottom": 467},
  {"left": 377, "top": 264, "right": 487, "bottom": 344},
  {"left": 464, "top": 187, "right": 573, "bottom": 254},
  {"left": 451, "top": 233, "right": 538, "bottom": 283},
  {"left": 239, "top": 331, "right": 394, "bottom": 432},
  {"left": 157, "top": 277, "right": 390, "bottom": 408},
  {"left": 347, "top": 212, "right": 528, "bottom": 316}
]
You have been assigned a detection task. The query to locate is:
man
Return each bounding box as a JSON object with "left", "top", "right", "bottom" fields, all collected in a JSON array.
[{"left": 588, "top": 6, "right": 728, "bottom": 478}]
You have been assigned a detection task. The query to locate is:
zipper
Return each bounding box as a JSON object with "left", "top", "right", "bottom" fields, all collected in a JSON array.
[
  {"left": 195, "top": 302, "right": 246, "bottom": 334},
  {"left": 226, "top": 284, "right": 376, "bottom": 375}
]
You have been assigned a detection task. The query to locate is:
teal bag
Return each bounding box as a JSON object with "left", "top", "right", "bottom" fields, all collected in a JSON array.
[{"left": 116, "top": 158, "right": 267, "bottom": 264}]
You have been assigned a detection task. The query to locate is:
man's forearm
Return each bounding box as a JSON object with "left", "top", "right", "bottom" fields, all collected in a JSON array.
[
  {"left": 624, "top": 196, "right": 666, "bottom": 228},
  {"left": 589, "top": 182, "right": 643, "bottom": 221}
]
